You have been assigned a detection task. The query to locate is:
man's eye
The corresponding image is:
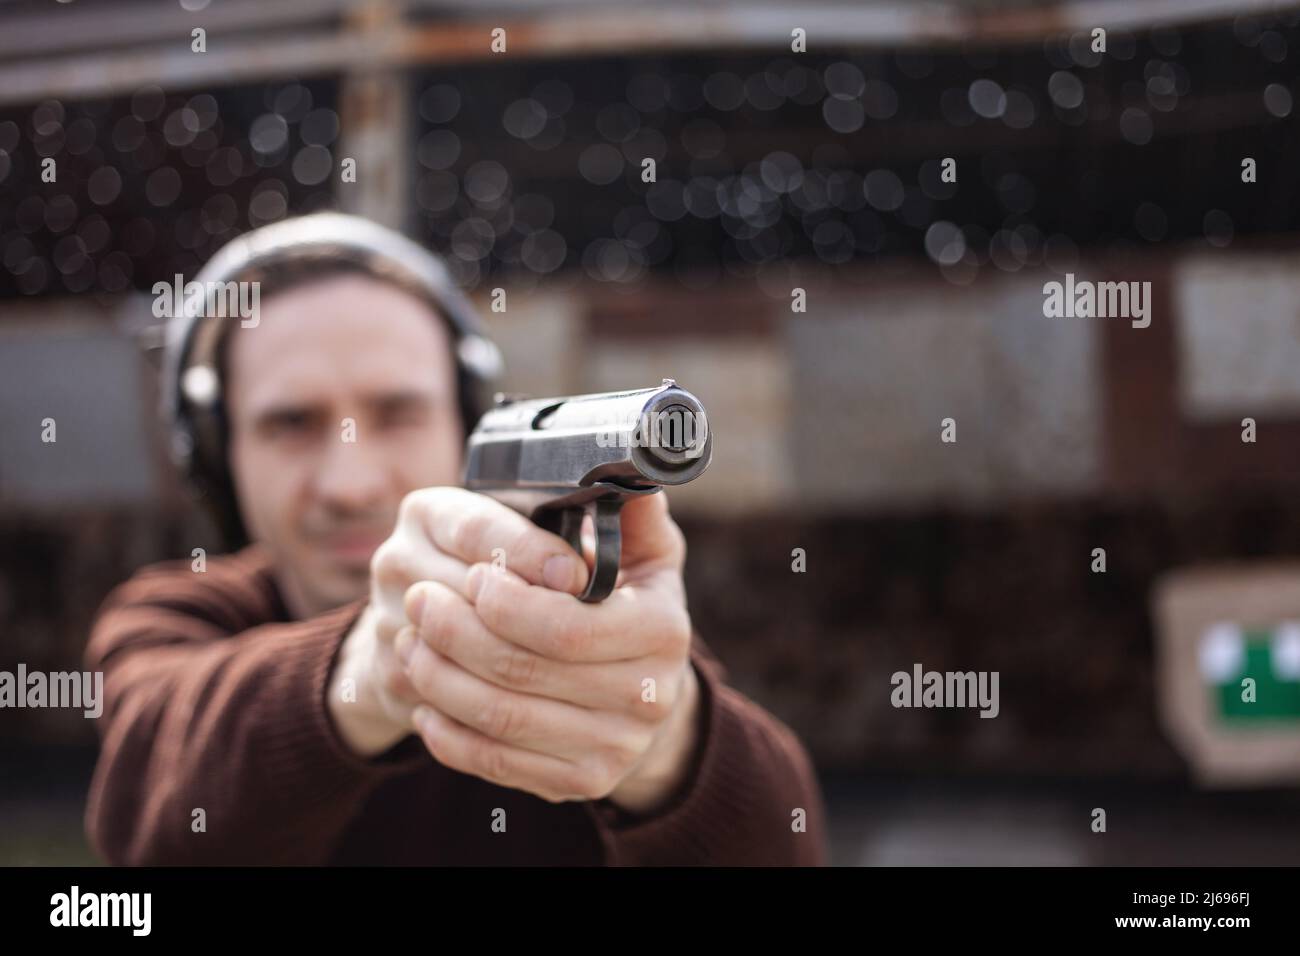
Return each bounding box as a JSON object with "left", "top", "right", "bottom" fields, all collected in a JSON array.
[
  {"left": 263, "top": 413, "right": 320, "bottom": 437},
  {"left": 378, "top": 402, "right": 431, "bottom": 428}
]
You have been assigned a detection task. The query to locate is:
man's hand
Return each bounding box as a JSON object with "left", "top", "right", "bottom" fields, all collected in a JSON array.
[
  {"left": 327, "top": 486, "right": 592, "bottom": 757},
  {"left": 327, "top": 487, "right": 704, "bottom": 816}
]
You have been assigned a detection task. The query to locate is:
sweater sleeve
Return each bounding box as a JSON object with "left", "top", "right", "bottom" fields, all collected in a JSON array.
[
  {"left": 83, "top": 563, "right": 429, "bottom": 865},
  {"left": 584, "top": 636, "right": 830, "bottom": 866}
]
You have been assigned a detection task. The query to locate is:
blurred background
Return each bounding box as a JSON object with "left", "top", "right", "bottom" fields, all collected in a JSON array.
[{"left": 3, "top": 0, "right": 1300, "bottom": 865}]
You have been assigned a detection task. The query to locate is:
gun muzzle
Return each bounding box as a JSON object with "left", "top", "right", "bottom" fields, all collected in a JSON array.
[{"left": 463, "top": 380, "right": 712, "bottom": 602}]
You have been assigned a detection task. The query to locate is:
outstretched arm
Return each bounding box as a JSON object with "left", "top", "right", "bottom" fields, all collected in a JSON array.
[{"left": 83, "top": 562, "right": 426, "bottom": 866}]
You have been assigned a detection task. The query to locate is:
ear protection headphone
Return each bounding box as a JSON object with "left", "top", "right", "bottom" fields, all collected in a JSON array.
[{"left": 160, "top": 211, "right": 504, "bottom": 550}]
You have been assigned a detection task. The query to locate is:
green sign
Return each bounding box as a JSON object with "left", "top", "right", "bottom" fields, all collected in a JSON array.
[{"left": 1208, "top": 629, "right": 1300, "bottom": 723}]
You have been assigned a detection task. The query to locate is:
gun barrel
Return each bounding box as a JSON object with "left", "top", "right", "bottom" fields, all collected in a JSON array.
[{"left": 463, "top": 380, "right": 711, "bottom": 515}]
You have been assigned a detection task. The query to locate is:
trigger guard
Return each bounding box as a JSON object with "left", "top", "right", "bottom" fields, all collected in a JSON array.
[{"left": 551, "top": 497, "right": 624, "bottom": 602}]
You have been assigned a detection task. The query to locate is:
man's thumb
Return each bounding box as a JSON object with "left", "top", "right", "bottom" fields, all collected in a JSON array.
[{"left": 616, "top": 491, "right": 685, "bottom": 568}]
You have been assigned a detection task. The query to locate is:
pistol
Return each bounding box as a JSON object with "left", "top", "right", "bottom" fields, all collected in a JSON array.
[{"left": 463, "top": 379, "right": 712, "bottom": 602}]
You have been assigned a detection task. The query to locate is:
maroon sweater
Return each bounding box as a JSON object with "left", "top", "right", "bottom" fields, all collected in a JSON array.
[{"left": 83, "top": 545, "right": 828, "bottom": 865}]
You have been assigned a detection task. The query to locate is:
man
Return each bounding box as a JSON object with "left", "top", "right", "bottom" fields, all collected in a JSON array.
[{"left": 84, "top": 212, "right": 827, "bottom": 865}]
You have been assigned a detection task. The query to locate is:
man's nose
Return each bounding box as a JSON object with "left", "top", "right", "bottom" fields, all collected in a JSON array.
[{"left": 312, "top": 431, "right": 391, "bottom": 511}]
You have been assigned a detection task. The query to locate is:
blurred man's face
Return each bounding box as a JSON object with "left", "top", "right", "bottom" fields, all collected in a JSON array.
[{"left": 225, "top": 272, "right": 465, "bottom": 619}]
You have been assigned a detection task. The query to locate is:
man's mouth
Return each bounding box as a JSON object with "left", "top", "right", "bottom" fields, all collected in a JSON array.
[{"left": 318, "top": 532, "right": 386, "bottom": 564}]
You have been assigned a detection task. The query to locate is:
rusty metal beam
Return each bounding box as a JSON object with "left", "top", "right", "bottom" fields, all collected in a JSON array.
[
  {"left": 0, "top": 0, "right": 351, "bottom": 60},
  {"left": 336, "top": 0, "right": 413, "bottom": 229},
  {"left": 0, "top": 30, "right": 359, "bottom": 106},
  {"left": 0, "top": 0, "right": 1296, "bottom": 108},
  {"left": 398, "top": 0, "right": 1300, "bottom": 58}
]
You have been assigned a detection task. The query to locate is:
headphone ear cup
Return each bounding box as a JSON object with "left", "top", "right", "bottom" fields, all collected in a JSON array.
[
  {"left": 181, "top": 393, "right": 250, "bottom": 549},
  {"left": 457, "top": 363, "right": 487, "bottom": 447}
]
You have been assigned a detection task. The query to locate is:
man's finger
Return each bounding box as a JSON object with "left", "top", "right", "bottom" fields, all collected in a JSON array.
[
  {"left": 403, "top": 638, "right": 637, "bottom": 759},
  {"left": 615, "top": 491, "right": 685, "bottom": 571},
  {"left": 404, "top": 580, "right": 673, "bottom": 712},
  {"left": 411, "top": 705, "right": 586, "bottom": 803},
  {"left": 467, "top": 563, "right": 690, "bottom": 663},
  {"left": 372, "top": 525, "right": 469, "bottom": 610},
  {"left": 408, "top": 487, "right": 590, "bottom": 595}
]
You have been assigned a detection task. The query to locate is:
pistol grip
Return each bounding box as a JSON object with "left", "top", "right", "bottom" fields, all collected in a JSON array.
[{"left": 538, "top": 497, "right": 624, "bottom": 603}]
